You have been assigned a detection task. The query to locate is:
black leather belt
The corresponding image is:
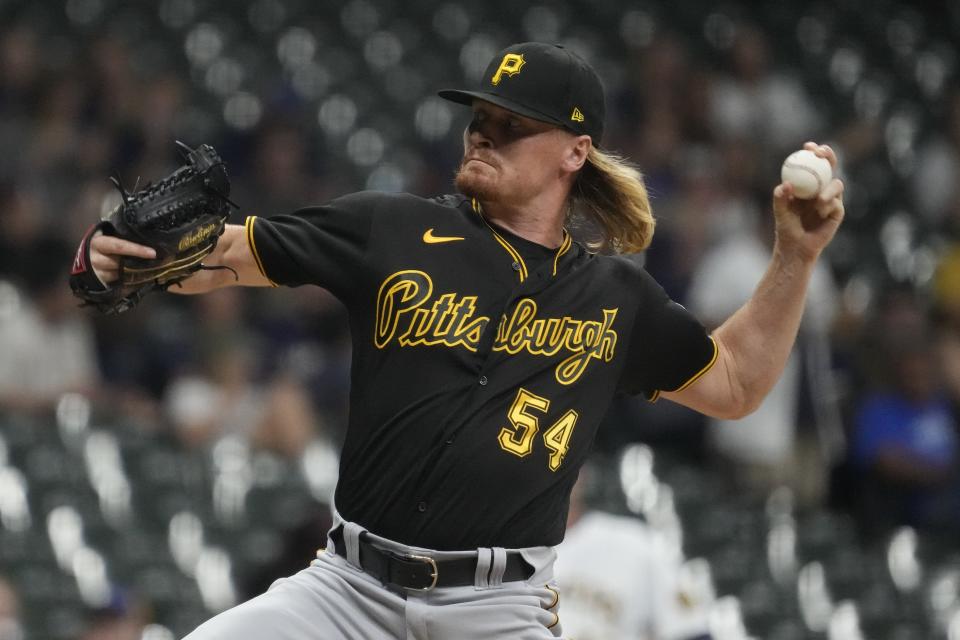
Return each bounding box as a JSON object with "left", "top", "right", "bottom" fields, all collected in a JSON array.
[{"left": 329, "top": 526, "right": 533, "bottom": 591}]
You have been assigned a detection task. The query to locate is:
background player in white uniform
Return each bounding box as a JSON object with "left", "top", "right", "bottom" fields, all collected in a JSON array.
[{"left": 556, "top": 468, "right": 712, "bottom": 640}]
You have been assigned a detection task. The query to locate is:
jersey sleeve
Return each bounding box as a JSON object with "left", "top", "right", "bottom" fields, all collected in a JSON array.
[
  {"left": 618, "top": 271, "right": 718, "bottom": 400},
  {"left": 245, "top": 191, "right": 378, "bottom": 300}
]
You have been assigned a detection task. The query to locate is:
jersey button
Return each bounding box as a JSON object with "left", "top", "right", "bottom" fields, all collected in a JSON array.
[
  {"left": 417, "top": 501, "right": 427, "bottom": 512},
  {"left": 511, "top": 261, "right": 521, "bottom": 271},
  {"left": 445, "top": 438, "right": 454, "bottom": 445},
  {"left": 478, "top": 375, "right": 488, "bottom": 386}
]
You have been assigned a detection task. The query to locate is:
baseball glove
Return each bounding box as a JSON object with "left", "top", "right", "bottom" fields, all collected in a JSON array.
[{"left": 70, "top": 141, "right": 236, "bottom": 314}]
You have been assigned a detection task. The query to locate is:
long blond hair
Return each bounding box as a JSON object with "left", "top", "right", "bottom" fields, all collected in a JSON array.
[{"left": 570, "top": 147, "right": 655, "bottom": 254}]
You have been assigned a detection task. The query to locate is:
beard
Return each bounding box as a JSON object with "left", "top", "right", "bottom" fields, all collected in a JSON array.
[{"left": 454, "top": 158, "right": 499, "bottom": 202}]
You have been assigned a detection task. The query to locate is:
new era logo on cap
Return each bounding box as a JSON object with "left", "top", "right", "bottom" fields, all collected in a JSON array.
[{"left": 438, "top": 42, "right": 606, "bottom": 145}]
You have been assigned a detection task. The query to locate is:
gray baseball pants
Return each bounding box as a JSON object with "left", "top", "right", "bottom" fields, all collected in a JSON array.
[{"left": 183, "top": 517, "right": 564, "bottom": 639}]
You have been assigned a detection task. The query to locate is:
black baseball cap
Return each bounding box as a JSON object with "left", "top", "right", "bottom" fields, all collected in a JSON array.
[{"left": 438, "top": 42, "right": 605, "bottom": 145}]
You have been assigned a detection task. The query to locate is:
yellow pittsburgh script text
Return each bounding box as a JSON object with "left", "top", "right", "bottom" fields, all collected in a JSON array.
[{"left": 374, "top": 271, "right": 618, "bottom": 385}]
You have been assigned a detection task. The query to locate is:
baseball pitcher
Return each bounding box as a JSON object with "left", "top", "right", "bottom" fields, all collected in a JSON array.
[{"left": 71, "top": 42, "right": 845, "bottom": 639}]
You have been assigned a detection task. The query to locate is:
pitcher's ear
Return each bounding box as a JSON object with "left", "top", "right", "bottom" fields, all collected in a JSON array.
[{"left": 561, "top": 134, "right": 592, "bottom": 173}]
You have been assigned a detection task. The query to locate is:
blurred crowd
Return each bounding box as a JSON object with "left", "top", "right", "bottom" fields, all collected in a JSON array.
[{"left": 2, "top": 0, "right": 960, "bottom": 638}]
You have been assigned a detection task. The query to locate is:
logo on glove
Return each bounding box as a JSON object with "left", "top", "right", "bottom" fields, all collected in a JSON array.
[{"left": 178, "top": 223, "right": 219, "bottom": 252}]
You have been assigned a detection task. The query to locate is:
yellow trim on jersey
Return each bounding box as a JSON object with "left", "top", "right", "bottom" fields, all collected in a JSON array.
[
  {"left": 552, "top": 231, "right": 571, "bottom": 276},
  {"left": 473, "top": 202, "right": 528, "bottom": 282},
  {"left": 647, "top": 336, "right": 719, "bottom": 403},
  {"left": 674, "top": 336, "right": 719, "bottom": 392},
  {"left": 245, "top": 216, "right": 277, "bottom": 287},
  {"left": 471, "top": 198, "right": 573, "bottom": 282},
  {"left": 490, "top": 231, "right": 528, "bottom": 281}
]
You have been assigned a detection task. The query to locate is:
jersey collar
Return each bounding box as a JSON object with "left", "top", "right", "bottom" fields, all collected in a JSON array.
[{"left": 470, "top": 198, "right": 574, "bottom": 283}]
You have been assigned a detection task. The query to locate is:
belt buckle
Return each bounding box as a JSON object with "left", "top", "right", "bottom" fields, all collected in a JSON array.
[{"left": 403, "top": 553, "right": 439, "bottom": 592}]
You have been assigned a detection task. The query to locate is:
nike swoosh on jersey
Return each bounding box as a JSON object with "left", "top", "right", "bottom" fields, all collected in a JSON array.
[{"left": 422, "top": 228, "right": 465, "bottom": 244}]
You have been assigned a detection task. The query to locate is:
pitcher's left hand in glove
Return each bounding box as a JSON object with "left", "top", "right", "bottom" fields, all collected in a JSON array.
[{"left": 70, "top": 141, "right": 236, "bottom": 314}]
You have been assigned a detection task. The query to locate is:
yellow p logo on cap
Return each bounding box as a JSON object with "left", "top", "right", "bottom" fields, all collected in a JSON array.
[{"left": 491, "top": 53, "right": 525, "bottom": 85}]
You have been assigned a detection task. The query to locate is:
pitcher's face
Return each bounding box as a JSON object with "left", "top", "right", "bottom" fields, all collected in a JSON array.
[{"left": 455, "top": 101, "right": 574, "bottom": 206}]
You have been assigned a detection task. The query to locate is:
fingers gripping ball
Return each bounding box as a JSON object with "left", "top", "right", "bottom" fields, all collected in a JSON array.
[
  {"left": 69, "top": 141, "right": 237, "bottom": 314},
  {"left": 781, "top": 149, "right": 833, "bottom": 199}
]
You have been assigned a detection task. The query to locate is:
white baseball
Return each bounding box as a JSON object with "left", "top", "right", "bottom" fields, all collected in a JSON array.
[{"left": 780, "top": 149, "right": 832, "bottom": 199}]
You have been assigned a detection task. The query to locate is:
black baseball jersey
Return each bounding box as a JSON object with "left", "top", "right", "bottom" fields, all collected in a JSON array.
[{"left": 246, "top": 192, "right": 717, "bottom": 550}]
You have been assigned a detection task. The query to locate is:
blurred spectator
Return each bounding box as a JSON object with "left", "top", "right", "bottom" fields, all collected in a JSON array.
[
  {"left": 687, "top": 200, "right": 838, "bottom": 501},
  {"left": 935, "top": 226, "right": 960, "bottom": 327},
  {"left": 0, "top": 237, "right": 100, "bottom": 411},
  {"left": 0, "top": 183, "right": 49, "bottom": 286},
  {"left": 647, "top": 142, "right": 766, "bottom": 301},
  {"left": 0, "top": 24, "right": 38, "bottom": 107},
  {"left": 616, "top": 32, "right": 692, "bottom": 196},
  {"left": 0, "top": 575, "right": 22, "bottom": 640},
  {"left": 255, "top": 374, "right": 324, "bottom": 458},
  {"left": 0, "top": 24, "right": 39, "bottom": 181},
  {"left": 849, "top": 319, "right": 960, "bottom": 537},
  {"left": 556, "top": 467, "right": 712, "bottom": 640},
  {"left": 912, "top": 88, "right": 960, "bottom": 225},
  {"left": 933, "top": 230, "right": 960, "bottom": 409},
  {"left": 246, "top": 285, "right": 353, "bottom": 436},
  {"left": 136, "top": 75, "right": 184, "bottom": 155},
  {"left": 235, "top": 120, "right": 316, "bottom": 217},
  {"left": 164, "top": 338, "right": 265, "bottom": 449},
  {"left": 78, "top": 587, "right": 149, "bottom": 640},
  {"left": 239, "top": 508, "right": 333, "bottom": 601},
  {"left": 164, "top": 329, "right": 318, "bottom": 456},
  {"left": 28, "top": 71, "right": 85, "bottom": 174},
  {"left": 708, "top": 23, "right": 822, "bottom": 154},
  {"left": 87, "top": 36, "right": 139, "bottom": 133}
]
